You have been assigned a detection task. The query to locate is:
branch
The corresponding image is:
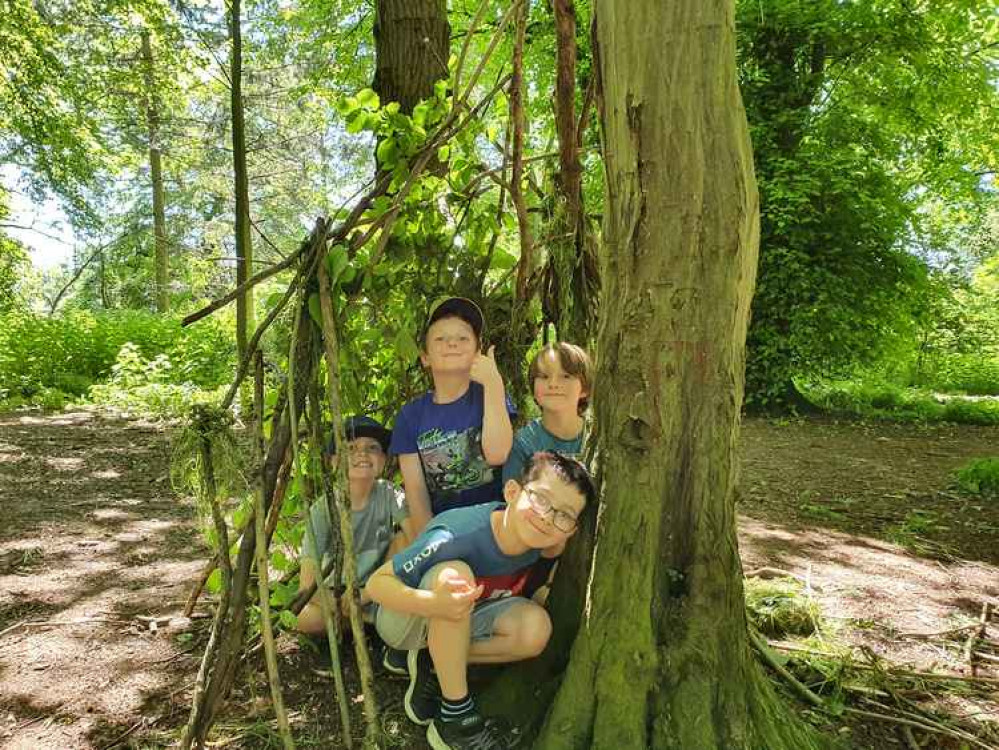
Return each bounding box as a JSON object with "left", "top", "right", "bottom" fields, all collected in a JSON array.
[
  {"left": 182, "top": 247, "right": 304, "bottom": 327},
  {"left": 510, "top": 0, "right": 533, "bottom": 301}
]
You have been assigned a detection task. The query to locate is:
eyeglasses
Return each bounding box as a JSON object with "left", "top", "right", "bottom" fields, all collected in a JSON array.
[
  {"left": 524, "top": 487, "right": 578, "bottom": 533},
  {"left": 348, "top": 442, "right": 384, "bottom": 456}
]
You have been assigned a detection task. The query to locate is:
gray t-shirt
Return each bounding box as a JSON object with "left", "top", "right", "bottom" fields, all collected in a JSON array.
[{"left": 302, "top": 478, "right": 407, "bottom": 590}]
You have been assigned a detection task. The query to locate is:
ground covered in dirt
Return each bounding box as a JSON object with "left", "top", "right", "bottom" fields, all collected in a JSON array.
[{"left": 1, "top": 411, "right": 996, "bottom": 749}]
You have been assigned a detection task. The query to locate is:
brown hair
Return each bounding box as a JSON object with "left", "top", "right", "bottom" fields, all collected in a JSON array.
[{"left": 528, "top": 342, "right": 593, "bottom": 415}]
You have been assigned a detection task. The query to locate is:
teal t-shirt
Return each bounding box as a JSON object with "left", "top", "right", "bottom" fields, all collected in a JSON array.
[{"left": 502, "top": 418, "right": 584, "bottom": 483}]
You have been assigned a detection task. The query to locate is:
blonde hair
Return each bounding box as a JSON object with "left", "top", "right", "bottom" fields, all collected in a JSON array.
[{"left": 528, "top": 342, "right": 593, "bottom": 415}]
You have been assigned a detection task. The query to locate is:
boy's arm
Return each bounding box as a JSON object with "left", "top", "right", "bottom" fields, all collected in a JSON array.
[
  {"left": 471, "top": 345, "right": 513, "bottom": 465},
  {"left": 398, "top": 453, "right": 432, "bottom": 534},
  {"left": 365, "top": 559, "right": 481, "bottom": 621}
]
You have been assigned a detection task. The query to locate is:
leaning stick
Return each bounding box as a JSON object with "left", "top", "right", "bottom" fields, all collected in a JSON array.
[
  {"left": 317, "top": 226, "right": 381, "bottom": 750},
  {"left": 252, "top": 354, "right": 295, "bottom": 750},
  {"left": 182, "top": 448, "right": 292, "bottom": 618},
  {"left": 286, "top": 277, "right": 355, "bottom": 750},
  {"left": 180, "top": 416, "right": 235, "bottom": 750}
]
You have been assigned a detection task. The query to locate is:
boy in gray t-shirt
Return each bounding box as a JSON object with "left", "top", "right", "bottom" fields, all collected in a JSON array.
[{"left": 297, "top": 416, "right": 414, "bottom": 636}]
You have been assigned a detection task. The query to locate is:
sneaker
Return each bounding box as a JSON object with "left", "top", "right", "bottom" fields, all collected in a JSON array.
[
  {"left": 404, "top": 648, "right": 440, "bottom": 726},
  {"left": 427, "top": 712, "right": 516, "bottom": 750},
  {"left": 381, "top": 645, "right": 408, "bottom": 677}
]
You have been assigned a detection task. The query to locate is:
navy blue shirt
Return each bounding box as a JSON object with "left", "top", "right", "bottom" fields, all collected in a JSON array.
[{"left": 390, "top": 382, "right": 516, "bottom": 514}]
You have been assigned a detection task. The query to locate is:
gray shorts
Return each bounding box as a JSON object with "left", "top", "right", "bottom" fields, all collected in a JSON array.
[{"left": 375, "top": 563, "right": 528, "bottom": 651}]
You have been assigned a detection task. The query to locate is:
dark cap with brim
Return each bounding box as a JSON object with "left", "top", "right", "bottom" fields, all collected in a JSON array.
[
  {"left": 326, "top": 415, "right": 391, "bottom": 455},
  {"left": 423, "top": 296, "right": 485, "bottom": 342}
]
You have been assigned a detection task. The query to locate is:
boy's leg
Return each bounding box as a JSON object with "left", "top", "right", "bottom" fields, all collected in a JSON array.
[
  {"left": 426, "top": 561, "right": 476, "bottom": 701},
  {"left": 467, "top": 599, "right": 552, "bottom": 664}
]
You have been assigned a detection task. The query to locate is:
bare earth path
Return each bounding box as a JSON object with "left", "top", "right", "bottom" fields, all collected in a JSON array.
[{"left": 1, "top": 412, "right": 996, "bottom": 749}]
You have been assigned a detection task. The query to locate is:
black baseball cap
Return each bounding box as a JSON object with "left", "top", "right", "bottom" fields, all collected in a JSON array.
[
  {"left": 326, "top": 415, "right": 391, "bottom": 455},
  {"left": 423, "top": 296, "right": 485, "bottom": 341}
]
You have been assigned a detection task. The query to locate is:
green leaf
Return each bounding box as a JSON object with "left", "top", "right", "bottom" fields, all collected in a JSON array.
[
  {"left": 376, "top": 137, "right": 399, "bottom": 168},
  {"left": 412, "top": 102, "right": 429, "bottom": 128},
  {"left": 279, "top": 610, "right": 298, "bottom": 630},
  {"left": 356, "top": 88, "right": 380, "bottom": 111},
  {"left": 345, "top": 111, "right": 366, "bottom": 134},
  {"left": 385, "top": 102, "right": 400, "bottom": 115},
  {"left": 437, "top": 145, "right": 450, "bottom": 162},
  {"left": 492, "top": 248, "right": 518, "bottom": 271},
  {"left": 326, "top": 245, "right": 349, "bottom": 285},
  {"left": 395, "top": 327, "right": 420, "bottom": 362},
  {"left": 207, "top": 568, "right": 222, "bottom": 594},
  {"left": 308, "top": 293, "right": 322, "bottom": 325}
]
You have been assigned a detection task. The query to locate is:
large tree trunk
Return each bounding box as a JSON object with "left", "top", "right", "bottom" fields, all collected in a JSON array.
[
  {"left": 140, "top": 28, "right": 168, "bottom": 313},
  {"left": 532, "top": 3, "right": 827, "bottom": 748},
  {"left": 372, "top": 0, "right": 449, "bottom": 115},
  {"left": 230, "top": 0, "right": 254, "bottom": 364}
]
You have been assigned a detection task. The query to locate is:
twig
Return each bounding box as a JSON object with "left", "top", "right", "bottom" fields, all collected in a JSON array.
[
  {"left": 965, "top": 603, "right": 993, "bottom": 677},
  {"left": 902, "top": 725, "right": 920, "bottom": 750},
  {"left": 452, "top": 0, "right": 490, "bottom": 99},
  {"left": 1, "top": 617, "right": 127, "bottom": 637},
  {"left": 749, "top": 628, "right": 825, "bottom": 708},
  {"left": 900, "top": 622, "right": 981, "bottom": 639},
  {"left": 767, "top": 640, "right": 999, "bottom": 686},
  {"left": 99, "top": 718, "right": 146, "bottom": 750},
  {"left": 859, "top": 696, "right": 998, "bottom": 750},
  {"left": 842, "top": 707, "right": 998, "bottom": 750}
]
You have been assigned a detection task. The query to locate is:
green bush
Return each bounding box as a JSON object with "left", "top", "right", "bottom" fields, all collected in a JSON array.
[
  {"left": 0, "top": 309, "right": 235, "bottom": 407},
  {"left": 954, "top": 458, "right": 999, "bottom": 497},
  {"left": 802, "top": 379, "right": 999, "bottom": 425},
  {"left": 941, "top": 398, "right": 999, "bottom": 426},
  {"left": 916, "top": 354, "right": 999, "bottom": 396}
]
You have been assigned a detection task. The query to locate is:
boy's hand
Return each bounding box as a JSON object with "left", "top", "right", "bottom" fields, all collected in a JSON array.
[
  {"left": 470, "top": 345, "right": 503, "bottom": 390},
  {"left": 432, "top": 577, "right": 484, "bottom": 621}
]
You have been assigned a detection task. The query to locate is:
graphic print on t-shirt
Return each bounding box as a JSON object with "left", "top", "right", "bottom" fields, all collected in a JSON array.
[{"left": 417, "top": 426, "right": 494, "bottom": 497}]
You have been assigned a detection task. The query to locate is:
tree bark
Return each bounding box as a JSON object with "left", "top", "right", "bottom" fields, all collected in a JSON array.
[
  {"left": 140, "top": 29, "right": 168, "bottom": 313},
  {"left": 532, "top": 3, "right": 828, "bottom": 748},
  {"left": 230, "top": 0, "right": 254, "bottom": 364},
  {"left": 372, "top": 0, "right": 449, "bottom": 115}
]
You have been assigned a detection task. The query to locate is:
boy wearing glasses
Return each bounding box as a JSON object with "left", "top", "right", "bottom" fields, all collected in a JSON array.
[
  {"left": 297, "top": 416, "right": 414, "bottom": 653},
  {"left": 365, "top": 451, "right": 595, "bottom": 750}
]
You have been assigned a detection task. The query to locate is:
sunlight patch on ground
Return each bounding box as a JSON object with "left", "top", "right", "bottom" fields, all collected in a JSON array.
[{"left": 44, "top": 456, "right": 85, "bottom": 471}]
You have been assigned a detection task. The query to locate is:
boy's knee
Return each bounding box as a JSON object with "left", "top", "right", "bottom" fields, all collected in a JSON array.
[
  {"left": 514, "top": 605, "right": 551, "bottom": 657},
  {"left": 429, "top": 560, "right": 476, "bottom": 591}
]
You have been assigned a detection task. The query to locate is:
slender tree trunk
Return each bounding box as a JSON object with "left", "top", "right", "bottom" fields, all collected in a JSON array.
[
  {"left": 230, "top": 0, "right": 254, "bottom": 363},
  {"left": 533, "top": 3, "right": 828, "bottom": 748},
  {"left": 540, "top": 0, "right": 599, "bottom": 345},
  {"left": 140, "top": 29, "right": 168, "bottom": 313},
  {"left": 372, "top": 0, "right": 449, "bottom": 115}
]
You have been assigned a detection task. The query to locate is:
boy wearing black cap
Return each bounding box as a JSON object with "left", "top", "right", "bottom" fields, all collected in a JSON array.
[
  {"left": 297, "top": 415, "right": 414, "bottom": 641},
  {"left": 390, "top": 297, "right": 515, "bottom": 533}
]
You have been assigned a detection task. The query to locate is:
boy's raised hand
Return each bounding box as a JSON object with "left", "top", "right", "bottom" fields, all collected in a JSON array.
[
  {"left": 470, "top": 345, "right": 503, "bottom": 390},
  {"left": 433, "top": 576, "right": 484, "bottom": 622}
]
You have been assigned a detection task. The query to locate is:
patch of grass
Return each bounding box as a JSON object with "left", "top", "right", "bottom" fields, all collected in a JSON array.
[
  {"left": 802, "top": 380, "right": 999, "bottom": 426},
  {"left": 745, "top": 577, "right": 821, "bottom": 638},
  {"left": 954, "top": 457, "right": 999, "bottom": 497}
]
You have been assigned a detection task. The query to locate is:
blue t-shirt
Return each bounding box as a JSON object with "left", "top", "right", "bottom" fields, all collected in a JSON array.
[
  {"left": 390, "top": 382, "right": 516, "bottom": 514},
  {"left": 391, "top": 502, "right": 540, "bottom": 601},
  {"left": 502, "top": 418, "right": 584, "bottom": 483}
]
